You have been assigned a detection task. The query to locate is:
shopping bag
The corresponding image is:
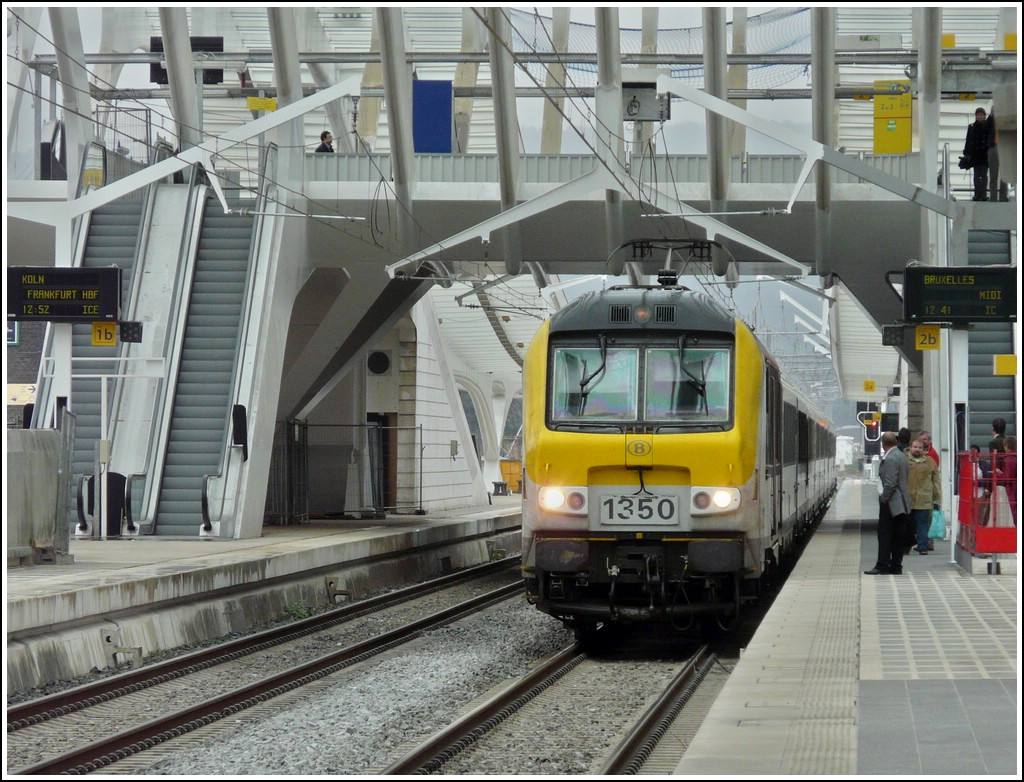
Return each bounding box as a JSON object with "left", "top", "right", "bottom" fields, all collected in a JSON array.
[{"left": 928, "top": 508, "right": 946, "bottom": 539}]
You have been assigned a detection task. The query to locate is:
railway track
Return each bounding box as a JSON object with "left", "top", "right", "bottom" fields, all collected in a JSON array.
[
  {"left": 6, "top": 560, "right": 523, "bottom": 776},
  {"left": 381, "top": 641, "right": 717, "bottom": 775}
]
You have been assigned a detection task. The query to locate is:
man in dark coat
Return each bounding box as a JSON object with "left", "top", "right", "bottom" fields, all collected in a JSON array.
[
  {"left": 963, "top": 108, "right": 990, "bottom": 201},
  {"left": 865, "top": 432, "right": 912, "bottom": 575},
  {"left": 315, "top": 130, "right": 334, "bottom": 153}
]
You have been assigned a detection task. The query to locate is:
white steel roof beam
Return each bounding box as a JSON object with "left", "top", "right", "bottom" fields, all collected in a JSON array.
[
  {"left": 539, "top": 8, "right": 570, "bottom": 155},
  {"left": 267, "top": 8, "right": 304, "bottom": 188},
  {"left": 49, "top": 8, "right": 94, "bottom": 188},
  {"left": 298, "top": 8, "right": 354, "bottom": 153}
]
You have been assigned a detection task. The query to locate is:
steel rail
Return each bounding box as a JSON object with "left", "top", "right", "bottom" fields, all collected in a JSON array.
[
  {"left": 381, "top": 642, "right": 585, "bottom": 775},
  {"left": 598, "top": 644, "right": 716, "bottom": 775},
  {"left": 13, "top": 581, "right": 524, "bottom": 775}
]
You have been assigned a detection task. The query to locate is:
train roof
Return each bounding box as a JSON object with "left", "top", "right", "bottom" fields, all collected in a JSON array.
[{"left": 548, "top": 286, "right": 736, "bottom": 335}]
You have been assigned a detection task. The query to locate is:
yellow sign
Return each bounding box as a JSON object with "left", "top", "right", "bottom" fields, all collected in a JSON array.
[
  {"left": 871, "top": 412, "right": 882, "bottom": 423},
  {"left": 941, "top": 34, "right": 956, "bottom": 49},
  {"left": 246, "top": 96, "right": 278, "bottom": 112},
  {"left": 872, "top": 117, "right": 911, "bottom": 154},
  {"left": 92, "top": 321, "right": 117, "bottom": 346},
  {"left": 863, "top": 380, "right": 876, "bottom": 393},
  {"left": 993, "top": 354, "right": 1018, "bottom": 376},
  {"left": 873, "top": 79, "right": 912, "bottom": 116},
  {"left": 915, "top": 325, "right": 941, "bottom": 351},
  {"left": 873, "top": 79, "right": 912, "bottom": 154},
  {"left": 956, "top": 92, "right": 978, "bottom": 101},
  {"left": 1004, "top": 33, "right": 1017, "bottom": 51}
]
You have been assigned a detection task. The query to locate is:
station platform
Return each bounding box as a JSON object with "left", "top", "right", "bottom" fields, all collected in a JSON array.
[
  {"left": 676, "top": 478, "right": 1019, "bottom": 776},
  {"left": 5, "top": 497, "right": 522, "bottom": 695}
]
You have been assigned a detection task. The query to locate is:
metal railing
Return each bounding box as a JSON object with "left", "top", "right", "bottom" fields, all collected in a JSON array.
[{"left": 955, "top": 451, "right": 1017, "bottom": 557}]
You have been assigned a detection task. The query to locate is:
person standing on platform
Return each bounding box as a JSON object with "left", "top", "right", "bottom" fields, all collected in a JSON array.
[
  {"left": 1001, "top": 436, "right": 1017, "bottom": 526},
  {"left": 985, "top": 108, "right": 1000, "bottom": 202},
  {"left": 907, "top": 438, "right": 941, "bottom": 554},
  {"left": 989, "top": 417, "right": 1007, "bottom": 454},
  {"left": 315, "top": 130, "right": 335, "bottom": 153},
  {"left": 918, "top": 430, "right": 940, "bottom": 467},
  {"left": 963, "top": 107, "right": 990, "bottom": 201},
  {"left": 897, "top": 427, "right": 912, "bottom": 452},
  {"left": 865, "top": 432, "right": 912, "bottom": 575}
]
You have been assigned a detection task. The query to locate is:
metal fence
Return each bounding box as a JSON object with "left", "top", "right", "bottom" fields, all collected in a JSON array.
[
  {"left": 266, "top": 419, "right": 309, "bottom": 525},
  {"left": 265, "top": 421, "right": 426, "bottom": 523}
]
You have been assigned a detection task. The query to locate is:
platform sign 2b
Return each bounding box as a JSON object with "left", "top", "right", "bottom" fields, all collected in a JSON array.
[{"left": 7, "top": 266, "right": 120, "bottom": 323}]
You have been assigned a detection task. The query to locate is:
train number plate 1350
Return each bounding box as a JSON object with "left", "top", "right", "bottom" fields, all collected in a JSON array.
[{"left": 599, "top": 495, "right": 678, "bottom": 525}]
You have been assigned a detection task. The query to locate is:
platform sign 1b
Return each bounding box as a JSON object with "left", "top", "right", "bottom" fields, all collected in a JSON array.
[
  {"left": 903, "top": 265, "right": 1017, "bottom": 324},
  {"left": 92, "top": 322, "right": 117, "bottom": 346},
  {"left": 7, "top": 266, "right": 121, "bottom": 323}
]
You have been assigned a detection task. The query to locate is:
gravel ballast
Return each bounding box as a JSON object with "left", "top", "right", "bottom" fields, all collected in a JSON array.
[{"left": 140, "top": 600, "right": 573, "bottom": 775}]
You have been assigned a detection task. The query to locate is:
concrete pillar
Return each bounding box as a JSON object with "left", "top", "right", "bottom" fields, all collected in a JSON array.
[
  {"left": 486, "top": 8, "right": 525, "bottom": 276},
  {"left": 811, "top": 7, "right": 835, "bottom": 279},
  {"left": 917, "top": 9, "right": 943, "bottom": 459},
  {"left": 377, "top": 8, "right": 417, "bottom": 256},
  {"left": 633, "top": 8, "right": 660, "bottom": 153},
  {"left": 726, "top": 8, "right": 748, "bottom": 158},
  {"left": 454, "top": 8, "right": 484, "bottom": 153},
  {"left": 595, "top": 9, "right": 628, "bottom": 278},
  {"left": 158, "top": 8, "right": 202, "bottom": 150},
  {"left": 703, "top": 9, "right": 730, "bottom": 277}
]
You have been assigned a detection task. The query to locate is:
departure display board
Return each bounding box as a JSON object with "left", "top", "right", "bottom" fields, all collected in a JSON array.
[
  {"left": 903, "top": 265, "right": 1016, "bottom": 324},
  {"left": 7, "top": 266, "right": 121, "bottom": 323}
]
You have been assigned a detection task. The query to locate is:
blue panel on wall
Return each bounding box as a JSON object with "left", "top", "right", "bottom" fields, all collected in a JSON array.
[{"left": 413, "top": 80, "right": 454, "bottom": 153}]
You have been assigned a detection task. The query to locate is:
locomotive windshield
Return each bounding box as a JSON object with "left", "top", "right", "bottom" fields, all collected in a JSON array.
[
  {"left": 550, "top": 339, "right": 732, "bottom": 428},
  {"left": 645, "top": 347, "right": 730, "bottom": 422},
  {"left": 551, "top": 347, "right": 638, "bottom": 420}
]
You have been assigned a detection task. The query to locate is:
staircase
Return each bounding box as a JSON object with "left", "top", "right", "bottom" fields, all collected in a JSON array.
[{"left": 153, "top": 199, "right": 255, "bottom": 535}]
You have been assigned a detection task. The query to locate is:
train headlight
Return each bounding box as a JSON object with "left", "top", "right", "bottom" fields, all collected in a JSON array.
[
  {"left": 690, "top": 487, "right": 740, "bottom": 516},
  {"left": 538, "top": 486, "right": 588, "bottom": 515}
]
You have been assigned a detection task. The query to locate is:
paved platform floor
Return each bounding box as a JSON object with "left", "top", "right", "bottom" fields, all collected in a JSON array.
[{"left": 677, "top": 479, "right": 1019, "bottom": 776}]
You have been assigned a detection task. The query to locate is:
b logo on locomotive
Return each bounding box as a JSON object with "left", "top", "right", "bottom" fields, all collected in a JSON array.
[{"left": 627, "top": 440, "right": 651, "bottom": 456}]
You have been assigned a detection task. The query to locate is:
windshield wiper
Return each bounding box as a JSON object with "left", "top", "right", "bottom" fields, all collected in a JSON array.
[
  {"left": 578, "top": 334, "right": 609, "bottom": 416},
  {"left": 677, "top": 334, "right": 709, "bottom": 416}
]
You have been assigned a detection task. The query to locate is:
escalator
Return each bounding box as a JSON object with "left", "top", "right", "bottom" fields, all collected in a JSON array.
[
  {"left": 153, "top": 198, "right": 255, "bottom": 535},
  {"left": 966, "top": 230, "right": 1016, "bottom": 447},
  {"left": 65, "top": 198, "right": 145, "bottom": 527}
]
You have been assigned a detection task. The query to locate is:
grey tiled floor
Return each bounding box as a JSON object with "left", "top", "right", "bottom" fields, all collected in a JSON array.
[{"left": 856, "top": 481, "right": 1019, "bottom": 776}]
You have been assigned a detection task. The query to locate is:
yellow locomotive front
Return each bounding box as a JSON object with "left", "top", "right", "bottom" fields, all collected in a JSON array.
[{"left": 521, "top": 285, "right": 764, "bottom": 632}]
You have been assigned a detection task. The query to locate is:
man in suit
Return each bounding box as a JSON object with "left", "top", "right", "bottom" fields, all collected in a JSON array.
[{"left": 865, "top": 431, "right": 912, "bottom": 575}]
